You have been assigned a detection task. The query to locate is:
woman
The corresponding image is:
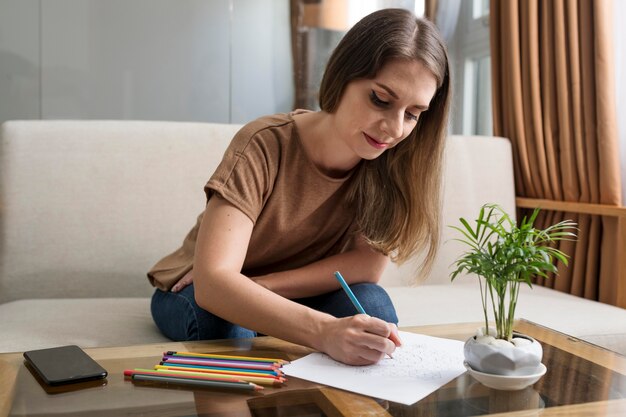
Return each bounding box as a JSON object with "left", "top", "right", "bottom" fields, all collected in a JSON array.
[{"left": 148, "top": 8, "right": 451, "bottom": 366}]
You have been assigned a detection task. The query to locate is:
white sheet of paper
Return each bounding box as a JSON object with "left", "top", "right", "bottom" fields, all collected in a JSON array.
[{"left": 283, "top": 331, "right": 466, "bottom": 405}]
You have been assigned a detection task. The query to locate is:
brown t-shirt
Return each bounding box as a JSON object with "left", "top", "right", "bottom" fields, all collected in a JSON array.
[{"left": 147, "top": 112, "right": 359, "bottom": 291}]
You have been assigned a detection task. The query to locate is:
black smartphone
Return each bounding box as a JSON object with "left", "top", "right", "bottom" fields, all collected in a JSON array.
[{"left": 23, "top": 345, "right": 108, "bottom": 386}]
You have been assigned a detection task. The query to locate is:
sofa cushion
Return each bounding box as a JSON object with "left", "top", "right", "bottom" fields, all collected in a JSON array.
[
  {"left": 387, "top": 282, "right": 626, "bottom": 355},
  {"left": 0, "top": 120, "right": 241, "bottom": 303},
  {"left": 380, "top": 135, "right": 516, "bottom": 287},
  {"left": 0, "top": 298, "right": 169, "bottom": 353}
]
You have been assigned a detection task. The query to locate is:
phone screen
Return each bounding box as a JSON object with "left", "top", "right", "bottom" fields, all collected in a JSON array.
[{"left": 23, "top": 345, "right": 108, "bottom": 386}]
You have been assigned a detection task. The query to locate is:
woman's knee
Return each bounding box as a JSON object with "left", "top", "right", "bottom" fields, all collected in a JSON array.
[
  {"left": 350, "top": 283, "right": 399, "bottom": 324},
  {"left": 151, "top": 286, "right": 203, "bottom": 341}
]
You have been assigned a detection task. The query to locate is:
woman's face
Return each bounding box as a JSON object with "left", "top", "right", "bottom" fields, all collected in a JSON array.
[{"left": 330, "top": 58, "right": 438, "bottom": 163}]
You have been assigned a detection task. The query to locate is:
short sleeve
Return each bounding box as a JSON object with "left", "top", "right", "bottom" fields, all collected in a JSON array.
[{"left": 205, "top": 123, "right": 281, "bottom": 224}]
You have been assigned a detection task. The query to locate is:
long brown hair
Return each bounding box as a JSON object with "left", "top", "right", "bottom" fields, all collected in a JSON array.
[{"left": 319, "top": 9, "right": 451, "bottom": 275}]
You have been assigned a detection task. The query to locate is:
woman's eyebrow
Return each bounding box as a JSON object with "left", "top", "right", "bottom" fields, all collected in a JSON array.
[
  {"left": 375, "top": 82, "right": 429, "bottom": 110},
  {"left": 375, "top": 82, "right": 400, "bottom": 99}
]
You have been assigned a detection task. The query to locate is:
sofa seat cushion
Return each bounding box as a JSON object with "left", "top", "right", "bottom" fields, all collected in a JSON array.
[
  {"left": 3, "top": 286, "right": 625, "bottom": 357},
  {"left": 387, "top": 283, "right": 626, "bottom": 356},
  {"left": 0, "top": 298, "right": 169, "bottom": 353}
]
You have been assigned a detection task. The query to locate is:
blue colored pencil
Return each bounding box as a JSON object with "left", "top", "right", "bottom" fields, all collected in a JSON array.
[
  {"left": 334, "top": 271, "right": 366, "bottom": 314},
  {"left": 334, "top": 270, "right": 395, "bottom": 358}
]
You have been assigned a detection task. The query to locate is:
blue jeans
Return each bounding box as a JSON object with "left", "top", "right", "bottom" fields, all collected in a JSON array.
[{"left": 151, "top": 283, "right": 398, "bottom": 341}]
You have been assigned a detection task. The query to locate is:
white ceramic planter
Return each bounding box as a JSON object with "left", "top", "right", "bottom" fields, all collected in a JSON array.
[{"left": 464, "top": 333, "right": 543, "bottom": 376}]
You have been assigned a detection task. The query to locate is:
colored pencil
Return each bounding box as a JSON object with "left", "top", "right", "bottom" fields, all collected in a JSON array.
[
  {"left": 333, "top": 271, "right": 367, "bottom": 314},
  {"left": 162, "top": 354, "right": 282, "bottom": 368},
  {"left": 126, "top": 350, "right": 289, "bottom": 391},
  {"left": 334, "top": 270, "right": 395, "bottom": 358},
  {"left": 130, "top": 373, "right": 263, "bottom": 391},
  {"left": 165, "top": 351, "right": 289, "bottom": 364},
  {"left": 158, "top": 362, "right": 283, "bottom": 377},
  {"left": 161, "top": 355, "right": 279, "bottom": 370},
  {"left": 125, "top": 369, "right": 246, "bottom": 384},
  {"left": 153, "top": 366, "right": 285, "bottom": 386},
  {"left": 155, "top": 364, "right": 283, "bottom": 377}
]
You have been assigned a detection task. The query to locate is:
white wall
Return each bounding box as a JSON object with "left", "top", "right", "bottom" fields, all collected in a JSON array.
[
  {"left": 0, "top": 0, "right": 40, "bottom": 121},
  {"left": 231, "top": 0, "right": 293, "bottom": 123},
  {"left": 0, "top": 0, "right": 293, "bottom": 124}
]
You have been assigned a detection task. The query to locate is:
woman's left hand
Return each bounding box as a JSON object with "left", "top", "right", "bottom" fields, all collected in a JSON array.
[{"left": 171, "top": 270, "right": 194, "bottom": 293}]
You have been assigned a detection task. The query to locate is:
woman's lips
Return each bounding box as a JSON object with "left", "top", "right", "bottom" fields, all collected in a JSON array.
[{"left": 364, "top": 133, "right": 388, "bottom": 150}]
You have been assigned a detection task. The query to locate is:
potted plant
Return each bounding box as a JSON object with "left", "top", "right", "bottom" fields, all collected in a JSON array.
[{"left": 450, "top": 203, "right": 577, "bottom": 383}]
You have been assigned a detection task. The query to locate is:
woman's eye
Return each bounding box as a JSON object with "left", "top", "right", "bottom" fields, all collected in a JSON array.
[
  {"left": 405, "top": 112, "right": 419, "bottom": 122},
  {"left": 371, "top": 90, "right": 419, "bottom": 122},
  {"left": 370, "top": 91, "right": 388, "bottom": 107}
]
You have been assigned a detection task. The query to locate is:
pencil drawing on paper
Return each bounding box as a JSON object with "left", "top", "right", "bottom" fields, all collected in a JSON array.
[
  {"left": 283, "top": 331, "right": 466, "bottom": 405},
  {"left": 324, "top": 340, "right": 462, "bottom": 380}
]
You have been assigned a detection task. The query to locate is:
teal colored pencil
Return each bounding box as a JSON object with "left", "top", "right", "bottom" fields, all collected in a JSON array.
[
  {"left": 334, "top": 271, "right": 366, "bottom": 314},
  {"left": 334, "top": 270, "right": 395, "bottom": 359}
]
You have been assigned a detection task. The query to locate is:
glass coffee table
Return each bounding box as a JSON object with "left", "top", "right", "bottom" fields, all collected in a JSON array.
[{"left": 1, "top": 320, "right": 625, "bottom": 416}]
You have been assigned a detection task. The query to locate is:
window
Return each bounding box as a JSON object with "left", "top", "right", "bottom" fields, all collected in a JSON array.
[
  {"left": 463, "top": 55, "right": 492, "bottom": 135},
  {"left": 473, "top": 0, "right": 489, "bottom": 19},
  {"left": 449, "top": 0, "right": 491, "bottom": 135}
]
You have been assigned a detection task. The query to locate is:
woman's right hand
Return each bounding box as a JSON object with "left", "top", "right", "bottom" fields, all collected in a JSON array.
[{"left": 318, "top": 314, "right": 401, "bottom": 365}]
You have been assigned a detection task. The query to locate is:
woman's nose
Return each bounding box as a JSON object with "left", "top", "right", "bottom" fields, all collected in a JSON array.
[{"left": 381, "top": 112, "right": 404, "bottom": 140}]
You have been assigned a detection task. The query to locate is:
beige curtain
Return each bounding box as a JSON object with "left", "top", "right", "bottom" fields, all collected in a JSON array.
[{"left": 490, "top": 0, "right": 626, "bottom": 307}]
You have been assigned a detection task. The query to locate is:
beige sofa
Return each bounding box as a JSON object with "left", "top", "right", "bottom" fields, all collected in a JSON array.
[{"left": 2, "top": 120, "right": 625, "bottom": 355}]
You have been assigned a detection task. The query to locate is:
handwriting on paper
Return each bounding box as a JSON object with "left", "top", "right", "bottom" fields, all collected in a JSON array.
[
  {"left": 319, "top": 339, "right": 462, "bottom": 380},
  {"left": 283, "top": 331, "right": 466, "bottom": 405}
]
